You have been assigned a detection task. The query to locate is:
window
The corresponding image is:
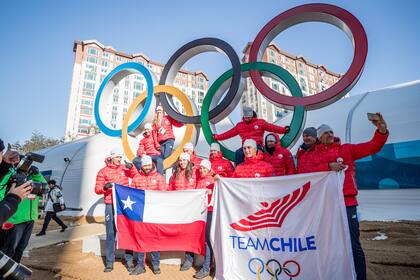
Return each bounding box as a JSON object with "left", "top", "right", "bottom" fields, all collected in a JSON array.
[
  {"left": 111, "top": 113, "right": 117, "bottom": 121},
  {"left": 299, "top": 70, "right": 304, "bottom": 75},
  {"left": 113, "top": 94, "right": 119, "bottom": 103},
  {"left": 102, "top": 60, "right": 109, "bottom": 67},
  {"left": 86, "top": 56, "right": 98, "bottom": 64},
  {"left": 100, "top": 75, "right": 105, "bottom": 82},
  {"left": 81, "top": 99, "right": 93, "bottom": 106},
  {"left": 82, "top": 90, "right": 94, "bottom": 97},
  {"left": 101, "top": 68, "right": 108, "bottom": 73},
  {"left": 84, "top": 72, "right": 96, "bottom": 81},
  {"left": 78, "top": 126, "right": 89, "bottom": 134},
  {"left": 79, "top": 118, "right": 91, "bottom": 126},
  {"left": 112, "top": 106, "right": 118, "bottom": 112},
  {"left": 124, "top": 96, "right": 128, "bottom": 104},
  {"left": 86, "top": 64, "right": 97, "bottom": 72},
  {"left": 299, "top": 62, "right": 303, "bottom": 68},
  {"left": 83, "top": 82, "right": 95, "bottom": 90},
  {"left": 102, "top": 52, "right": 109, "bottom": 58},
  {"left": 133, "top": 82, "right": 143, "bottom": 91},
  {"left": 269, "top": 49, "right": 275, "bottom": 57},
  {"left": 116, "top": 56, "right": 121, "bottom": 62},
  {"left": 270, "top": 58, "right": 275, "bottom": 64},
  {"left": 80, "top": 107, "right": 92, "bottom": 115},
  {"left": 87, "top": 48, "right": 99, "bottom": 55},
  {"left": 271, "top": 83, "right": 279, "bottom": 92}
]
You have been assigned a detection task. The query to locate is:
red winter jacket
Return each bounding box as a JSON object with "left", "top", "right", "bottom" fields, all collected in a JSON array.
[
  {"left": 209, "top": 151, "right": 234, "bottom": 177},
  {"left": 136, "top": 133, "right": 160, "bottom": 157},
  {"left": 233, "top": 151, "right": 275, "bottom": 178},
  {"left": 214, "top": 117, "right": 287, "bottom": 146},
  {"left": 310, "top": 130, "right": 389, "bottom": 206},
  {"left": 263, "top": 134, "right": 295, "bottom": 176},
  {"left": 169, "top": 168, "right": 197, "bottom": 190},
  {"left": 131, "top": 169, "right": 168, "bottom": 191},
  {"left": 95, "top": 158, "right": 137, "bottom": 204},
  {"left": 296, "top": 143, "right": 318, "bottom": 174},
  {"left": 153, "top": 115, "right": 183, "bottom": 144},
  {"left": 196, "top": 173, "right": 215, "bottom": 211}
]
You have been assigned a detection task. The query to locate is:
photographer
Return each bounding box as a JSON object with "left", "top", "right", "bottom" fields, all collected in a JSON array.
[
  {"left": 0, "top": 166, "right": 47, "bottom": 262},
  {"left": 0, "top": 140, "right": 20, "bottom": 182},
  {"left": 36, "top": 180, "right": 67, "bottom": 236}
]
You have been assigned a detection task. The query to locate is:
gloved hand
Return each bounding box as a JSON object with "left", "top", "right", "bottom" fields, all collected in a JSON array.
[
  {"left": 124, "top": 160, "right": 133, "bottom": 169},
  {"left": 103, "top": 182, "right": 113, "bottom": 191},
  {"left": 285, "top": 126, "right": 290, "bottom": 133}
]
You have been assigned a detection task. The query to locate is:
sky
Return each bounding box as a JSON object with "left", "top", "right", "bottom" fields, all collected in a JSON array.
[{"left": 0, "top": 0, "right": 419, "bottom": 146}]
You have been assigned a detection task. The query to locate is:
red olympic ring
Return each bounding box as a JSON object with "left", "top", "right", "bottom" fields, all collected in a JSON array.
[
  {"left": 249, "top": 3, "right": 368, "bottom": 110},
  {"left": 283, "top": 260, "right": 301, "bottom": 277}
]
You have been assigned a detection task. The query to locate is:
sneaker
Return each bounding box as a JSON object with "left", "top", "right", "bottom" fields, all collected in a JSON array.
[
  {"left": 103, "top": 263, "right": 113, "bottom": 273},
  {"left": 35, "top": 232, "right": 45, "bottom": 236},
  {"left": 126, "top": 261, "right": 134, "bottom": 273},
  {"left": 60, "top": 225, "right": 68, "bottom": 232},
  {"left": 129, "top": 265, "right": 145, "bottom": 275},
  {"left": 152, "top": 266, "right": 161, "bottom": 275},
  {"left": 195, "top": 268, "right": 210, "bottom": 279},
  {"left": 180, "top": 260, "right": 193, "bottom": 271}
]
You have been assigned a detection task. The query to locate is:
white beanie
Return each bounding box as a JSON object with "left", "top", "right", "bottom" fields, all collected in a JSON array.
[
  {"left": 210, "top": 142, "right": 221, "bottom": 152},
  {"left": 266, "top": 134, "right": 277, "bottom": 142},
  {"left": 243, "top": 139, "right": 257, "bottom": 149},
  {"left": 317, "top": 124, "right": 333, "bottom": 138},
  {"left": 141, "top": 155, "right": 153, "bottom": 166},
  {"left": 110, "top": 147, "right": 123, "bottom": 158},
  {"left": 183, "top": 142, "right": 194, "bottom": 151},
  {"left": 243, "top": 106, "right": 254, "bottom": 117},
  {"left": 144, "top": 123, "right": 152, "bottom": 130},
  {"left": 179, "top": 152, "right": 190, "bottom": 162},
  {"left": 200, "top": 159, "right": 212, "bottom": 171}
]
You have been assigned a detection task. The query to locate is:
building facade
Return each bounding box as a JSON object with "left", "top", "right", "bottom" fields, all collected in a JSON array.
[
  {"left": 65, "top": 39, "right": 208, "bottom": 141},
  {"left": 241, "top": 42, "right": 342, "bottom": 122}
]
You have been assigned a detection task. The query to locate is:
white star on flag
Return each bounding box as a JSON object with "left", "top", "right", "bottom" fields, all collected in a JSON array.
[{"left": 121, "top": 195, "right": 136, "bottom": 211}]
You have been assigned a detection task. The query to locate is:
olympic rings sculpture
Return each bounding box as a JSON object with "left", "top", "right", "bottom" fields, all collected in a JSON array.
[{"left": 94, "top": 3, "right": 367, "bottom": 167}]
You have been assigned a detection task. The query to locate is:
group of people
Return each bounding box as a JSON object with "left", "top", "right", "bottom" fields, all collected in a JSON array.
[{"left": 95, "top": 105, "right": 388, "bottom": 280}]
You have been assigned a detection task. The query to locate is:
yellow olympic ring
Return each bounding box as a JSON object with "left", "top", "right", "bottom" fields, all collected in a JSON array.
[{"left": 121, "top": 85, "right": 196, "bottom": 169}]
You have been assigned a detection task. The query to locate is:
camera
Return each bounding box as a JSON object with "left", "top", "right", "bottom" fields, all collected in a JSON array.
[
  {"left": 7, "top": 152, "right": 47, "bottom": 195},
  {"left": 0, "top": 251, "right": 32, "bottom": 279}
]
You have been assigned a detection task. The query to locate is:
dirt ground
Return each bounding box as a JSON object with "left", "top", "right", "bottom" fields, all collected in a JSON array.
[{"left": 22, "top": 221, "right": 420, "bottom": 280}]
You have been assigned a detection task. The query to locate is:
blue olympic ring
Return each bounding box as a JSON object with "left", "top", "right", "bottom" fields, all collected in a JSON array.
[
  {"left": 94, "top": 62, "right": 154, "bottom": 137},
  {"left": 248, "top": 257, "right": 265, "bottom": 275}
]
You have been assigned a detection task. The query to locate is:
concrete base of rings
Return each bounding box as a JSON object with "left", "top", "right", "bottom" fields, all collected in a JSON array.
[{"left": 82, "top": 234, "right": 205, "bottom": 266}]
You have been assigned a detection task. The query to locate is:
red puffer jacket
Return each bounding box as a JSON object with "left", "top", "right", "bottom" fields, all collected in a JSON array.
[
  {"left": 169, "top": 168, "right": 197, "bottom": 190},
  {"left": 311, "top": 130, "right": 389, "bottom": 206},
  {"left": 214, "top": 117, "right": 287, "bottom": 146},
  {"left": 153, "top": 115, "right": 183, "bottom": 144},
  {"left": 131, "top": 169, "right": 168, "bottom": 191},
  {"left": 136, "top": 133, "right": 160, "bottom": 157},
  {"left": 196, "top": 173, "right": 215, "bottom": 211},
  {"left": 296, "top": 143, "right": 318, "bottom": 174},
  {"left": 95, "top": 158, "right": 137, "bottom": 204},
  {"left": 263, "top": 134, "right": 295, "bottom": 176},
  {"left": 233, "top": 151, "right": 275, "bottom": 178},
  {"left": 209, "top": 151, "right": 234, "bottom": 177}
]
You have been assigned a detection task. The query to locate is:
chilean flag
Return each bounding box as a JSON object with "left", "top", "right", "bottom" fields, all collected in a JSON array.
[{"left": 113, "top": 184, "right": 207, "bottom": 255}]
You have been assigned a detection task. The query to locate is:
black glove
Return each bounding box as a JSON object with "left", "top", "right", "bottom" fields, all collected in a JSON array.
[
  {"left": 124, "top": 160, "right": 133, "bottom": 169},
  {"left": 103, "top": 182, "right": 113, "bottom": 190},
  {"left": 285, "top": 126, "right": 290, "bottom": 133}
]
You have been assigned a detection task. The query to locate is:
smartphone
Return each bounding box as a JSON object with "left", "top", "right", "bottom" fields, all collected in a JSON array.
[{"left": 367, "top": 113, "right": 380, "bottom": 121}]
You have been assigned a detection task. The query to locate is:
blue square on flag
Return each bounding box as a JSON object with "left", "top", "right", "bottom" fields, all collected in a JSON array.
[{"left": 114, "top": 184, "right": 145, "bottom": 222}]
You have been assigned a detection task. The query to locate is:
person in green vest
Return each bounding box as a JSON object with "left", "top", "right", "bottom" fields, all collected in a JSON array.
[{"left": 0, "top": 166, "right": 48, "bottom": 262}]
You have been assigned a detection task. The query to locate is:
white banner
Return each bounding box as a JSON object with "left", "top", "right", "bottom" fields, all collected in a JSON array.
[{"left": 210, "top": 171, "right": 355, "bottom": 280}]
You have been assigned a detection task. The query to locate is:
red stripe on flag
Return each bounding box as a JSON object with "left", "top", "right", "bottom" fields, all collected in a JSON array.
[{"left": 116, "top": 215, "right": 206, "bottom": 255}]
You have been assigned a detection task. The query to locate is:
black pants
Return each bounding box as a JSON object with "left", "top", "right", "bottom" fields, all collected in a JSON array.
[
  {"left": 1, "top": 221, "right": 34, "bottom": 262},
  {"left": 346, "top": 206, "right": 366, "bottom": 280},
  {"left": 39, "top": 211, "right": 66, "bottom": 233}
]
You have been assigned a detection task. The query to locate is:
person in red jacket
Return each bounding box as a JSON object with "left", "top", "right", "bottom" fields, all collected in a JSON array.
[
  {"left": 213, "top": 106, "right": 289, "bottom": 165},
  {"left": 128, "top": 156, "right": 168, "bottom": 275},
  {"left": 169, "top": 152, "right": 197, "bottom": 191},
  {"left": 133, "top": 123, "right": 163, "bottom": 174},
  {"left": 312, "top": 113, "right": 389, "bottom": 280},
  {"left": 263, "top": 133, "right": 295, "bottom": 176},
  {"left": 232, "top": 139, "right": 275, "bottom": 178},
  {"left": 153, "top": 105, "right": 183, "bottom": 159},
  {"left": 94, "top": 147, "right": 136, "bottom": 273},
  {"left": 209, "top": 143, "right": 234, "bottom": 177},
  {"left": 193, "top": 159, "right": 215, "bottom": 279},
  {"left": 183, "top": 142, "right": 203, "bottom": 167},
  {"left": 296, "top": 127, "right": 318, "bottom": 174}
]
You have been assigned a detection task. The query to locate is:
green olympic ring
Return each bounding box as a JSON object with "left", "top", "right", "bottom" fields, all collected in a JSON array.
[{"left": 201, "top": 62, "right": 305, "bottom": 161}]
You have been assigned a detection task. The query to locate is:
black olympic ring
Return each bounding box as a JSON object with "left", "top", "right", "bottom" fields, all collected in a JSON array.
[{"left": 158, "top": 37, "right": 241, "bottom": 125}]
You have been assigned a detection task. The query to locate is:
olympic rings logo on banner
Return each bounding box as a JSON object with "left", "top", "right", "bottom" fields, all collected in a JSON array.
[
  {"left": 94, "top": 3, "right": 367, "bottom": 165},
  {"left": 248, "top": 257, "right": 301, "bottom": 280}
]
